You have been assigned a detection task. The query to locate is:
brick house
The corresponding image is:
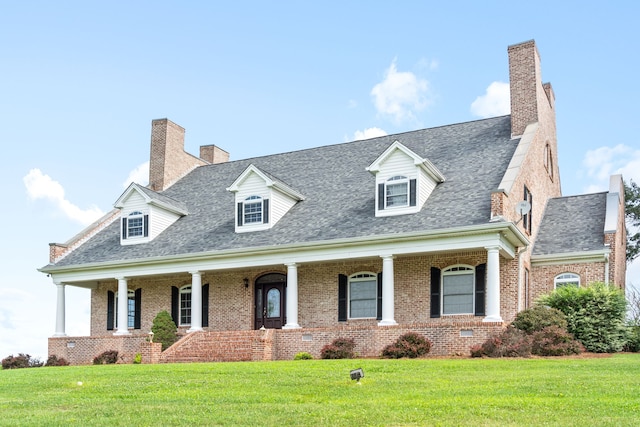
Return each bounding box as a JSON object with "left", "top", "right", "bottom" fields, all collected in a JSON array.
[{"left": 40, "top": 40, "right": 626, "bottom": 364}]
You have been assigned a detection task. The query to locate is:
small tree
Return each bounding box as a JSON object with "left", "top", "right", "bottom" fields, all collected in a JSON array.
[
  {"left": 624, "top": 179, "right": 640, "bottom": 262},
  {"left": 539, "top": 282, "right": 628, "bottom": 353},
  {"left": 151, "top": 310, "right": 178, "bottom": 351}
]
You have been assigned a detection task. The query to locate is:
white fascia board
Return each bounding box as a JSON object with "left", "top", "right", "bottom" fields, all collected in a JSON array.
[
  {"left": 114, "top": 183, "right": 150, "bottom": 208},
  {"left": 226, "top": 164, "right": 268, "bottom": 192},
  {"left": 366, "top": 140, "right": 420, "bottom": 173},
  {"left": 531, "top": 248, "right": 610, "bottom": 266},
  {"left": 42, "top": 222, "right": 527, "bottom": 285},
  {"left": 418, "top": 158, "right": 446, "bottom": 183},
  {"left": 148, "top": 200, "right": 188, "bottom": 216}
]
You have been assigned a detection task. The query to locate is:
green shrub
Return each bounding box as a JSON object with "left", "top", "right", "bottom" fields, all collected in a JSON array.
[
  {"left": 530, "top": 326, "right": 584, "bottom": 356},
  {"left": 512, "top": 306, "right": 568, "bottom": 334},
  {"left": 321, "top": 338, "right": 355, "bottom": 359},
  {"left": 93, "top": 350, "right": 119, "bottom": 365},
  {"left": 45, "top": 355, "right": 70, "bottom": 367},
  {"left": 539, "top": 282, "right": 629, "bottom": 352},
  {"left": 381, "top": 332, "right": 432, "bottom": 359},
  {"left": 293, "top": 352, "right": 313, "bottom": 360},
  {"left": 471, "top": 327, "right": 532, "bottom": 358},
  {"left": 1, "top": 354, "right": 43, "bottom": 369},
  {"left": 151, "top": 310, "right": 178, "bottom": 351},
  {"left": 624, "top": 325, "right": 640, "bottom": 352},
  {"left": 133, "top": 353, "right": 142, "bottom": 364}
]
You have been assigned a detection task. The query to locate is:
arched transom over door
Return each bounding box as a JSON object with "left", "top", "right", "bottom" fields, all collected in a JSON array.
[{"left": 254, "top": 273, "right": 286, "bottom": 329}]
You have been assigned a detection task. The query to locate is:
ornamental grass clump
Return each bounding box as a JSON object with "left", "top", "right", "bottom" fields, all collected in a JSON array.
[
  {"left": 381, "top": 332, "right": 432, "bottom": 359},
  {"left": 320, "top": 338, "right": 356, "bottom": 359}
]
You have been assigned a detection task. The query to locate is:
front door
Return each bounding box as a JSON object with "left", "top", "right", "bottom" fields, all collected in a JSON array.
[{"left": 254, "top": 273, "right": 286, "bottom": 329}]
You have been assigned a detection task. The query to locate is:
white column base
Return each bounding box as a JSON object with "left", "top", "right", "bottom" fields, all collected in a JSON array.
[
  {"left": 113, "top": 330, "right": 132, "bottom": 336},
  {"left": 52, "top": 332, "right": 67, "bottom": 338},
  {"left": 282, "top": 323, "right": 301, "bottom": 329},
  {"left": 378, "top": 319, "right": 398, "bottom": 327},
  {"left": 482, "top": 315, "right": 504, "bottom": 323}
]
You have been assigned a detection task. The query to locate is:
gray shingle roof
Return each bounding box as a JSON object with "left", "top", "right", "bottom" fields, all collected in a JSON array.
[
  {"left": 532, "top": 193, "right": 607, "bottom": 256},
  {"left": 53, "top": 115, "right": 518, "bottom": 267}
]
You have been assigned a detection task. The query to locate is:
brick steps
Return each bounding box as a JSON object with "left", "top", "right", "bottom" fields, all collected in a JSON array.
[{"left": 159, "top": 330, "right": 273, "bottom": 363}]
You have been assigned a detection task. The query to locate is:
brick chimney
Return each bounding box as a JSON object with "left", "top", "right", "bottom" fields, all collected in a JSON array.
[
  {"left": 149, "top": 119, "right": 218, "bottom": 191},
  {"left": 200, "top": 144, "right": 230, "bottom": 164},
  {"left": 508, "top": 40, "right": 555, "bottom": 138}
]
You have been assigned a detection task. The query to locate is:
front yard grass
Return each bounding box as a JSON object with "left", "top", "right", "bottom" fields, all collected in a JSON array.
[{"left": 1, "top": 354, "right": 639, "bottom": 426}]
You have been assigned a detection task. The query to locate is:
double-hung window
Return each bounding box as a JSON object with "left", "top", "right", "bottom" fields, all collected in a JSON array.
[
  {"left": 442, "top": 266, "right": 475, "bottom": 315},
  {"left": 385, "top": 176, "right": 409, "bottom": 208},
  {"left": 349, "top": 273, "right": 377, "bottom": 318},
  {"left": 244, "top": 196, "right": 263, "bottom": 224},
  {"left": 122, "top": 211, "right": 148, "bottom": 240}
]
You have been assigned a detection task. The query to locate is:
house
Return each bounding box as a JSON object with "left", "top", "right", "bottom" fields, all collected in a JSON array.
[{"left": 40, "top": 40, "right": 626, "bottom": 364}]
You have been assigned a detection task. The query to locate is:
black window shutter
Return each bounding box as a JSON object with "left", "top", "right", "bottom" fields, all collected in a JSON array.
[
  {"left": 338, "top": 274, "right": 348, "bottom": 322},
  {"left": 263, "top": 199, "right": 269, "bottom": 224},
  {"left": 143, "top": 215, "right": 149, "bottom": 237},
  {"left": 237, "top": 202, "right": 243, "bottom": 226},
  {"left": 121, "top": 218, "right": 127, "bottom": 239},
  {"left": 202, "top": 283, "right": 209, "bottom": 327},
  {"left": 430, "top": 267, "right": 441, "bottom": 318},
  {"left": 107, "top": 290, "right": 115, "bottom": 330},
  {"left": 376, "top": 272, "right": 383, "bottom": 320},
  {"left": 171, "top": 286, "right": 179, "bottom": 326},
  {"left": 475, "top": 263, "right": 486, "bottom": 316},
  {"left": 378, "top": 183, "right": 385, "bottom": 210},
  {"left": 409, "top": 179, "right": 417, "bottom": 207},
  {"left": 134, "top": 288, "right": 142, "bottom": 329}
]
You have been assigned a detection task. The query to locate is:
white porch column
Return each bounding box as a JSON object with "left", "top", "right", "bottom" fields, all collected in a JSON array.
[
  {"left": 188, "top": 271, "right": 203, "bottom": 332},
  {"left": 114, "top": 277, "right": 131, "bottom": 335},
  {"left": 378, "top": 255, "right": 397, "bottom": 326},
  {"left": 53, "top": 281, "right": 67, "bottom": 337},
  {"left": 283, "top": 263, "right": 300, "bottom": 329},
  {"left": 483, "top": 246, "right": 503, "bottom": 322}
]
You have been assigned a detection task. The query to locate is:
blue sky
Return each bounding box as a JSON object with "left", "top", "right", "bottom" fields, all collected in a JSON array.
[{"left": 1, "top": 1, "right": 639, "bottom": 359}]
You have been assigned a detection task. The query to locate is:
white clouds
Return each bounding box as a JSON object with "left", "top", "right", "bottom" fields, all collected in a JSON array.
[
  {"left": 371, "top": 59, "right": 430, "bottom": 124},
  {"left": 470, "top": 81, "right": 511, "bottom": 118},
  {"left": 353, "top": 127, "right": 388, "bottom": 141},
  {"left": 123, "top": 161, "right": 149, "bottom": 188},
  {"left": 23, "top": 169, "right": 105, "bottom": 226},
  {"left": 582, "top": 144, "right": 640, "bottom": 192}
]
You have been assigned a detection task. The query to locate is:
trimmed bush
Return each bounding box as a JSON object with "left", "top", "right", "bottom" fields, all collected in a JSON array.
[
  {"left": 472, "top": 327, "right": 532, "bottom": 358},
  {"left": 624, "top": 325, "right": 640, "bottom": 352},
  {"left": 45, "top": 355, "right": 70, "bottom": 367},
  {"left": 2, "top": 354, "right": 42, "bottom": 369},
  {"left": 530, "top": 326, "right": 584, "bottom": 356},
  {"left": 539, "top": 282, "right": 629, "bottom": 352},
  {"left": 293, "top": 352, "right": 313, "bottom": 360},
  {"left": 382, "top": 332, "right": 432, "bottom": 359},
  {"left": 320, "top": 338, "right": 356, "bottom": 359},
  {"left": 512, "top": 306, "right": 568, "bottom": 334},
  {"left": 133, "top": 353, "right": 142, "bottom": 364},
  {"left": 93, "top": 350, "right": 119, "bottom": 365},
  {"left": 151, "top": 310, "right": 178, "bottom": 351}
]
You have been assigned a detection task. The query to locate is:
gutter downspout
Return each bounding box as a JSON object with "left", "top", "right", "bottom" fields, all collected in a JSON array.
[{"left": 517, "top": 244, "right": 529, "bottom": 312}]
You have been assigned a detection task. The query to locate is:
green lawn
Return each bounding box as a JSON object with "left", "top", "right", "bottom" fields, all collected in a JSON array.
[{"left": 1, "top": 354, "right": 639, "bottom": 426}]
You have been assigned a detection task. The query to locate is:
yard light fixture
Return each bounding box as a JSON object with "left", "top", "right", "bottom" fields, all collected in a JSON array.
[
  {"left": 148, "top": 331, "right": 154, "bottom": 343},
  {"left": 350, "top": 368, "right": 364, "bottom": 382}
]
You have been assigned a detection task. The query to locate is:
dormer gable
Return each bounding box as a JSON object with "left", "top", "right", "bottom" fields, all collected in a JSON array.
[
  {"left": 366, "top": 140, "right": 445, "bottom": 217},
  {"left": 115, "top": 183, "right": 188, "bottom": 245},
  {"left": 227, "top": 164, "right": 305, "bottom": 233}
]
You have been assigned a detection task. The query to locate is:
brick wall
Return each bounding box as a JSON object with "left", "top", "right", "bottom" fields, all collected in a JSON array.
[
  {"left": 48, "top": 335, "right": 150, "bottom": 365},
  {"left": 529, "top": 262, "right": 607, "bottom": 304}
]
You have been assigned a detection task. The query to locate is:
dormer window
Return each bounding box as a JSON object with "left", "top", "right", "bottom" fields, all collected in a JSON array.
[
  {"left": 243, "top": 196, "right": 266, "bottom": 224},
  {"left": 367, "top": 140, "right": 444, "bottom": 218},
  {"left": 386, "top": 176, "right": 410, "bottom": 208},
  {"left": 238, "top": 196, "right": 269, "bottom": 227},
  {"left": 122, "top": 211, "right": 148, "bottom": 240}
]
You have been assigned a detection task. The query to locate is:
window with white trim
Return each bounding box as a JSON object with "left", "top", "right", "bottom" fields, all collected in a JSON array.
[
  {"left": 349, "top": 273, "right": 377, "bottom": 318},
  {"left": 180, "top": 285, "right": 192, "bottom": 326},
  {"left": 554, "top": 273, "right": 580, "bottom": 289},
  {"left": 244, "top": 196, "right": 263, "bottom": 224},
  {"left": 122, "top": 211, "right": 148, "bottom": 240},
  {"left": 115, "top": 289, "right": 136, "bottom": 329},
  {"left": 442, "top": 266, "right": 475, "bottom": 315},
  {"left": 385, "top": 176, "right": 409, "bottom": 208}
]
